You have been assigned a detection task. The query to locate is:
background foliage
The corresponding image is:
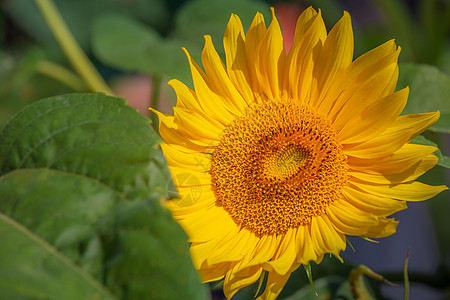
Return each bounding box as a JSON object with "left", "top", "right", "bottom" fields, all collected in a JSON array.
[{"left": 0, "top": 0, "right": 449, "bottom": 299}]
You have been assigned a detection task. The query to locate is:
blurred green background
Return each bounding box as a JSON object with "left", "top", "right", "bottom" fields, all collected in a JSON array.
[{"left": 0, "top": 0, "right": 449, "bottom": 299}]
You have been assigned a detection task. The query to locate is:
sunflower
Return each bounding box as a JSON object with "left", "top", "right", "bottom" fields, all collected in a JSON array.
[{"left": 151, "top": 7, "right": 448, "bottom": 299}]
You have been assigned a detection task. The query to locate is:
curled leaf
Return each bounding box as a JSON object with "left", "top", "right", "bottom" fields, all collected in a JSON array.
[{"left": 349, "top": 265, "right": 397, "bottom": 300}]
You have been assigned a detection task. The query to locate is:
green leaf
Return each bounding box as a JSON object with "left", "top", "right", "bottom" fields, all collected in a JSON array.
[
  {"left": 92, "top": 14, "right": 190, "bottom": 83},
  {"left": 0, "top": 211, "right": 117, "bottom": 300},
  {"left": 0, "top": 94, "right": 206, "bottom": 299},
  {"left": 0, "top": 93, "right": 164, "bottom": 197},
  {"left": 398, "top": 63, "right": 450, "bottom": 133},
  {"left": 411, "top": 135, "right": 450, "bottom": 168},
  {"left": 348, "top": 265, "right": 396, "bottom": 300},
  {"left": 0, "top": 168, "right": 206, "bottom": 300},
  {"left": 105, "top": 201, "right": 209, "bottom": 300},
  {"left": 0, "top": 168, "right": 120, "bottom": 259}
]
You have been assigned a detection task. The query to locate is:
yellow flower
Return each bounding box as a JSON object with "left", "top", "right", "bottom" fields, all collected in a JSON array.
[{"left": 151, "top": 7, "right": 448, "bottom": 299}]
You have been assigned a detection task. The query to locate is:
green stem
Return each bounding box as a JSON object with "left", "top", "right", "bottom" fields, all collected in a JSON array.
[
  {"left": 35, "top": 0, "right": 114, "bottom": 95},
  {"left": 36, "top": 60, "right": 87, "bottom": 92},
  {"left": 150, "top": 75, "right": 162, "bottom": 129},
  {"left": 403, "top": 248, "right": 410, "bottom": 300}
]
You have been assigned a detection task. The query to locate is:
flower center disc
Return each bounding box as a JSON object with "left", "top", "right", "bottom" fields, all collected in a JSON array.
[{"left": 210, "top": 101, "right": 348, "bottom": 236}]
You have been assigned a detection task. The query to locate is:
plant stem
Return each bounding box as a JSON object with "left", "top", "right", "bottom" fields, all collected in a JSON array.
[
  {"left": 36, "top": 60, "right": 87, "bottom": 92},
  {"left": 403, "top": 248, "right": 411, "bottom": 300},
  {"left": 150, "top": 75, "right": 162, "bottom": 129},
  {"left": 35, "top": 0, "right": 114, "bottom": 95}
]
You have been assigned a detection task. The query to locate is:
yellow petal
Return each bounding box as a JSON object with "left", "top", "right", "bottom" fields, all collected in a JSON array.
[
  {"left": 200, "top": 262, "right": 230, "bottom": 282},
  {"left": 348, "top": 141, "right": 438, "bottom": 174},
  {"left": 166, "top": 165, "right": 211, "bottom": 202},
  {"left": 183, "top": 48, "right": 237, "bottom": 124},
  {"left": 207, "top": 229, "right": 255, "bottom": 266},
  {"left": 365, "top": 217, "right": 399, "bottom": 238},
  {"left": 224, "top": 265, "right": 262, "bottom": 299},
  {"left": 338, "top": 87, "right": 408, "bottom": 144},
  {"left": 389, "top": 111, "right": 440, "bottom": 142},
  {"left": 316, "top": 39, "right": 397, "bottom": 116},
  {"left": 190, "top": 220, "right": 241, "bottom": 268},
  {"left": 165, "top": 190, "right": 215, "bottom": 214},
  {"left": 327, "top": 201, "right": 378, "bottom": 235},
  {"left": 353, "top": 180, "right": 448, "bottom": 201},
  {"left": 348, "top": 154, "right": 438, "bottom": 184},
  {"left": 345, "top": 111, "right": 440, "bottom": 159},
  {"left": 243, "top": 234, "right": 278, "bottom": 269},
  {"left": 201, "top": 35, "right": 248, "bottom": 112},
  {"left": 283, "top": 6, "right": 318, "bottom": 98},
  {"left": 255, "top": 7, "right": 286, "bottom": 100},
  {"left": 310, "top": 11, "right": 354, "bottom": 106},
  {"left": 326, "top": 48, "right": 400, "bottom": 129},
  {"left": 150, "top": 109, "right": 208, "bottom": 151},
  {"left": 161, "top": 143, "right": 210, "bottom": 171},
  {"left": 168, "top": 79, "right": 203, "bottom": 114},
  {"left": 174, "top": 106, "right": 222, "bottom": 140},
  {"left": 169, "top": 79, "right": 227, "bottom": 129},
  {"left": 344, "top": 126, "right": 413, "bottom": 159},
  {"left": 295, "top": 225, "right": 322, "bottom": 265},
  {"left": 263, "top": 229, "right": 297, "bottom": 275},
  {"left": 257, "top": 271, "right": 291, "bottom": 300},
  {"left": 177, "top": 206, "right": 235, "bottom": 243},
  {"left": 291, "top": 7, "right": 318, "bottom": 44},
  {"left": 342, "top": 185, "right": 407, "bottom": 216},
  {"left": 284, "top": 9, "right": 327, "bottom": 103},
  {"left": 311, "top": 214, "right": 346, "bottom": 256},
  {"left": 245, "top": 12, "right": 267, "bottom": 94},
  {"left": 223, "top": 14, "right": 255, "bottom": 103}
]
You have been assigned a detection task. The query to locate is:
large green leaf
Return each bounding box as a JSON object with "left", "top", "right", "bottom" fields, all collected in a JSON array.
[
  {"left": 105, "top": 200, "right": 209, "bottom": 300},
  {"left": 0, "top": 94, "right": 206, "bottom": 299},
  {"left": 0, "top": 93, "right": 161, "bottom": 197},
  {"left": 0, "top": 168, "right": 120, "bottom": 260},
  {"left": 92, "top": 14, "right": 190, "bottom": 84},
  {"left": 0, "top": 170, "right": 119, "bottom": 299},
  {"left": 398, "top": 63, "right": 450, "bottom": 133}
]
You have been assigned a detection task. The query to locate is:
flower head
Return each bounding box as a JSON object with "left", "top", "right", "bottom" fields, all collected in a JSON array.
[{"left": 151, "top": 7, "right": 447, "bottom": 299}]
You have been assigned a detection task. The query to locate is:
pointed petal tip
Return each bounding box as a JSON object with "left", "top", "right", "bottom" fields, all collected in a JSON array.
[
  {"left": 270, "top": 6, "right": 275, "bottom": 16},
  {"left": 203, "top": 35, "right": 213, "bottom": 43},
  {"left": 167, "top": 78, "right": 178, "bottom": 87},
  {"left": 181, "top": 47, "right": 189, "bottom": 57},
  {"left": 303, "top": 6, "right": 318, "bottom": 14},
  {"left": 439, "top": 184, "right": 449, "bottom": 191},
  {"left": 270, "top": 7, "right": 280, "bottom": 24},
  {"left": 229, "top": 13, "right": 240, "bottom": 22},
  {"left": 339, "top": 10, "right": 352, "bottom": 28}
]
